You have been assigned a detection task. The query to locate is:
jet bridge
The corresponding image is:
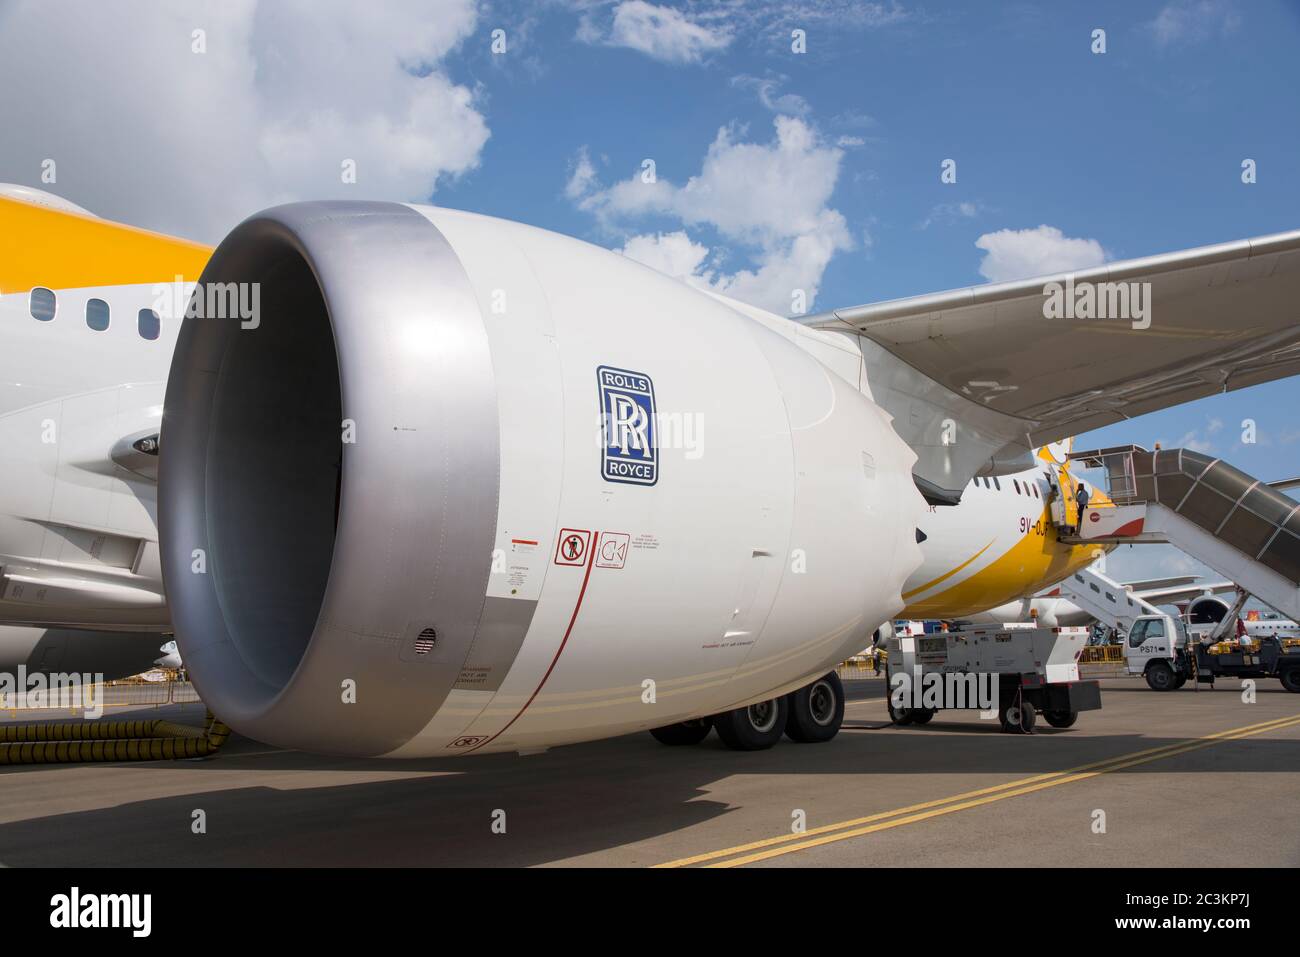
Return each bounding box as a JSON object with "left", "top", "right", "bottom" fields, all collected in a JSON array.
[{"left": 1065, "top": 446, "right": 1300, "bottom": 622}]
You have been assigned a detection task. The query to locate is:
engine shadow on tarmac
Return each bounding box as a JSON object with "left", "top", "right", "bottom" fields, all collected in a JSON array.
[{"left": 0, "top": 680, "right": 1297, "bottom": 866}]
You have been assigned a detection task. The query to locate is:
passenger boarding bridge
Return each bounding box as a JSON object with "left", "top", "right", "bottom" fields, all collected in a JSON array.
[{"left": 1062, "top": 445, "right": 1300, "bottom": 622}]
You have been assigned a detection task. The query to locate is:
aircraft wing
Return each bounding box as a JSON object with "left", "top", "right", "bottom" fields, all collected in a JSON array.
[
  {"left": 1268, "top": 477, "right": 1300, "bottom": 492},
  {"left": 804, "top": 229, "right": 1300, "bottom": 501},
  {"left": 1120, "top": 575, "right": 1199, "bottom": 592},
  {"left": 1135, "top": 581, "right": 1236, "bottom": 604}
]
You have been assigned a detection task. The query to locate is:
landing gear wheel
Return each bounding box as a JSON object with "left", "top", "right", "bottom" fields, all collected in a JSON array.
[
  {"left": 887, "top": 696, "right": 914, "bottom": 725},
  {"left": 785, "top": 672, "right": 845, "bottom": 743},
  {"left": 649, "top": 718, "right": 712, "bottom": 746},
  {"left": 999, "top": 698, "right": 1036, "bottom": 734},
  {"left": 1043, "top": 709, "right": 1078, "bottom": 729},
  {"left": 910, "top": 707, "right": 936, "bottom": 725},
  {"left": 1281, "top": 669, "right": 1300, "bottom": 694},
  {"left": 713, "top": 697, "right": 788, "bottom": 751},
  {"left": 1145, "top": 660, "right": 1178, "bottom": 692}
]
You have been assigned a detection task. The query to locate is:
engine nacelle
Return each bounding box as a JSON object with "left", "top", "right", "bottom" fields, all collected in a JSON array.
[
  {"left": 1187, "top": 595, "right": 1232, "bottom": 625},
  {"left": 160, "top": 201, "right": 923, "bottom": 757}
]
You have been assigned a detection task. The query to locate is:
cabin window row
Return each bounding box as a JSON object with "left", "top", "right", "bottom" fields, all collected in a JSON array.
[
  {"left": 975, "top": 475, "right": 1041, "bottom": 498},
  {"left": 28, "top": 287, "right": 161, "bottom": 341}
]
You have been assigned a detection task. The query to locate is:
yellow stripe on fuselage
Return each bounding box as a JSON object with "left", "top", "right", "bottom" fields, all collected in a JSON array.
[
  {"left": 0, "top": 196, "right": 211, "bottom": 294},
  {"left": 902, "top": 475, "right": 1115, "bottom": 620},
  {"left": 901, "top": 539, "right": 995, "bottom": 601}
]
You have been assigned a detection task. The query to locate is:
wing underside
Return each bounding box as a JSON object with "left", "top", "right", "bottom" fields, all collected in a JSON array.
[{"left": 805, "top": 229, "right": 1300, "bottom": 500}]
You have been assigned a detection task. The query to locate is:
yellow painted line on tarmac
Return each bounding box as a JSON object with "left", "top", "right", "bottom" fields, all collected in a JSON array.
[{"left": 656, "top": 712, "right": 1300, "bottom": 868}]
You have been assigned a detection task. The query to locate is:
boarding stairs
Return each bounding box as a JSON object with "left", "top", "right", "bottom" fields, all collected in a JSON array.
[
  {"left": 1055, "top": 563, "right": 1166, "bottom": 635},
  {"left": 1062, "top": 446, "right": 1300, "bottom": 622}
]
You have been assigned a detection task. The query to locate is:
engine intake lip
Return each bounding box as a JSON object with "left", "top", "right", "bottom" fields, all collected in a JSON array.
[{"left": 160, "top": 201, "right": 500, "bottom": 755}]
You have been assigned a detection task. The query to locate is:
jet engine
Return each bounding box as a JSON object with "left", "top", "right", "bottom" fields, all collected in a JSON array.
[
  {"left": 159, "top": 201, "right": 923, "bottom": 757},
  {"left": 1187, "top": 595, "right": 1233, "bottom": 625}
]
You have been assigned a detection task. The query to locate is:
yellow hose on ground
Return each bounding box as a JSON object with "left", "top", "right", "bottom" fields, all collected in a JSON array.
[{"left": 0, "top": 710, "right": 230, "bottom": 765}]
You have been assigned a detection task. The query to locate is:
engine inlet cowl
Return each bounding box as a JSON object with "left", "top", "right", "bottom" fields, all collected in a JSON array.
[{"left": 159, "top": 201, "right": 500, "bottom": 755}]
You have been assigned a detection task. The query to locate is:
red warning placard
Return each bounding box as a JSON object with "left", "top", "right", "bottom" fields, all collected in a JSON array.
[{"left": 554, "top": 528, "right": 592, "bottom": 566}]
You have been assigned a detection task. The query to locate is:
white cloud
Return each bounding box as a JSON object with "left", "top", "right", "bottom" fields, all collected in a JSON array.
[
  {"left": 730, "top": 74, "right": 811, "bottom": 116},
  {"left": 734, "top": 1, "right": 910, "bottom": 32},
  {"left": 975, "top": 225, "right": 1107, "bottom": 283},
  {"left": 1159, "top": 416, "right": 1225, "bottom": 454},
  {"left": 1149, "top": 0, "right": 1241, "bottom": 47},
  {"left": 579, "top": 1, "right": 731, "bottom": 64},
  {"left": 584, "top": 116, "right": 847, "bottom": 246},
  {"left": 569, "top": 115, "right": 853, "bottom": 313},
  {"left": 619, "top": 231, "right": 712, "bottom": 281},
  {"left": 570, "top": 0, "right": 908, "bottom": 59},
  {"left": 0, "top": 0, "right": 489, "bottom": 242},
  {"left": 919, "top": 200, "right": 981, "bottom": 230},
  {"left": 565, "top": 146, "right": 598, "bottom": 200}
]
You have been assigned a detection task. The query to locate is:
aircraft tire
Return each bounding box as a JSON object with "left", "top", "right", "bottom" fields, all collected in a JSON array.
[
  {"left": 784, "top": 672, "right": 845, "bottom": 743},
  {"left": 713, "top": 697, "right": 788, "bottom": 751}
]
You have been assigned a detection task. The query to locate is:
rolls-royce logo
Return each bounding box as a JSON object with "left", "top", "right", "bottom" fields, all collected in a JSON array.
[{"left": 598, "top": 365, "right": 657, "bottom": 486}]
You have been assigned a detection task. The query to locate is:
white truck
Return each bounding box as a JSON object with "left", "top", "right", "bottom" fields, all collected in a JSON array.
[
  {"left": 1124, "top": 612, "right": 1300, "bottom": 692},
  {"left": 885, "top": 624, "right": 1102, "bottom": 733}
]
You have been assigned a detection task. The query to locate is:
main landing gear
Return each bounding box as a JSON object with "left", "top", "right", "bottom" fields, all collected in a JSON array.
[{"left": 648, "top": 671, "right": 846, "bottom": 751}]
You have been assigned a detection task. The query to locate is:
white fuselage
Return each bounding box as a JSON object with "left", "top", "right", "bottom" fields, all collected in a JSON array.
[{"left": 0, "top": 280, "right": 176, "bottom": 631}]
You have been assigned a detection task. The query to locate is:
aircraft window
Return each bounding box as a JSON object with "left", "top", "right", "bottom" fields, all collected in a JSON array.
[
  {"left": 1014, "top": 480, "right": 1022, "bottom": 495},
  {"left": 30, "top": 287, "right": 56, "bottom": 321},
  {"left": 1034, "top": 485, "right": 1040, "bottom": 498},
  {"left": 138, "top": 308, "right": 161, "bottom": 341},
  {"left": 993, "top": 477, "right": 1002, "bottom": 491},
  {"left": 86, "top": 298, "right": 110, "bottom": 332}
]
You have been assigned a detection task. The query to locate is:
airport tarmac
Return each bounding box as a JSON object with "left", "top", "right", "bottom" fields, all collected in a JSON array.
[{"left": 1, "top": 676, "right": 1298, "bottom": 868}]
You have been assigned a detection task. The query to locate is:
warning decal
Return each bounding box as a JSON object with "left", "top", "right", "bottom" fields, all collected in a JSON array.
[
  {"left": 596, "top": 532, "right": 630, "bottom": 569},
  {"left": 554, "top": 528, "right": 592, "bottom": 566}
]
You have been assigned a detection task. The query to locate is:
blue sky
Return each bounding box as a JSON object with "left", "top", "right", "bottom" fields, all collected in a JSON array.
[{"left": 2, "top": 0, "right": 1297, "bottom": 583}]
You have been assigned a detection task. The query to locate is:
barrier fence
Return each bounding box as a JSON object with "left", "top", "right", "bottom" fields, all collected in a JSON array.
[
  {"left": 1, "top": 678, "right": 201, "bottom": 716},
  {"left": 837, "top": 657, "right": 884, "bottom": 679},
  {"left": 1079, "top": 645, "right": 1126, "bottom": 664}
]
